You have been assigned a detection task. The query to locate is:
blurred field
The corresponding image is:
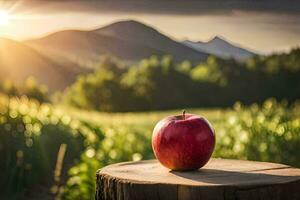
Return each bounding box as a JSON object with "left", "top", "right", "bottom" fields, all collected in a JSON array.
[
  {"left": 64, "top": 106, "right": 233, "bottom": 129},
  {"left": 1, "top": 94, "right": 300, "bottom": 199},
  {"left": 61, "top": 99, "right": 300, "bottom": 199}
]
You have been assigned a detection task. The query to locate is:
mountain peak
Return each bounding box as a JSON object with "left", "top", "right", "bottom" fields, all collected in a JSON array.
[
  {"left": 183, "top": 35, "right": 256, "bottom": 61},
  {"left": 110, "top": 20, "right": 147, "bottom": 27},
  {"left": 95, "top": 19, "right": 154, "bottom": 33},
  {"left": 212, "top": 36, "right": 222, "bottom": 41},
  {"left": 209, "top": 36, "right": 228, "bottom": 44},
  {"left": 113, "top": 19, "right": 145, "bottom": 26}
]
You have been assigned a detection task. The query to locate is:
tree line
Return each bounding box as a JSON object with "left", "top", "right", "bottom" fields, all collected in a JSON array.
[
  {"left": 0, "top": 77, "right": 49, "bottom": 102},
  {"left": 62, "top": 48, "right": 300, "bottom": 112}
]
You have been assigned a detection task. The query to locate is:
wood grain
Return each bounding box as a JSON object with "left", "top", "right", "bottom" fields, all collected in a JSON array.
[{"left": 96, "top": 159, "right": 300, "bottom": 200}]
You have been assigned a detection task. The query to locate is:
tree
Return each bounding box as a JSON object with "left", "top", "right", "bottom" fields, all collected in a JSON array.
[{"left": 0, "top": 77, "right": 49, "bottom": 102}]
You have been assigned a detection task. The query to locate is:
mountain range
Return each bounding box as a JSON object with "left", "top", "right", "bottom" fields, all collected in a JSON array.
[
  {"left": 25, "top": 20, "right": 208, "bottom": 68},
  {"left": 0, "top": 20, "right": 256, "bottom": 91},
  {"left": 183, "top": 36, "right": 256, "bottom": 61}
]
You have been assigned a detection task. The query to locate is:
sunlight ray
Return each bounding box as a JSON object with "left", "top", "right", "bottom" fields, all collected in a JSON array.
[{"left": 0, "top": 10, "right": 9, "bottom": 26}]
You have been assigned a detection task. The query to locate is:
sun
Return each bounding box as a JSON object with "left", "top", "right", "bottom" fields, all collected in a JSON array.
[{"left": 0, "top": 10, "right": 10, "bottom": 26}]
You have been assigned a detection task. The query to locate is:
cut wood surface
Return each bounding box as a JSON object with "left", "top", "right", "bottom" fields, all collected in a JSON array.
[{"left": 96, "top": 159, "right": 300, "bottom": 200}]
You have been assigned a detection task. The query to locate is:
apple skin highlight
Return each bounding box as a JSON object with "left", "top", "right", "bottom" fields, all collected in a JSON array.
[{"left": 152, "top": 113, "right": 215, "bottom": 171}]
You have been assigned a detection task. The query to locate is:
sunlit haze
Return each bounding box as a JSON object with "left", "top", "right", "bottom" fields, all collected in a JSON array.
[
  {"left": 0, "top": 10, "right": 10, "bottom": 26},
  {"left": 0, "top": 0, "right": 299, "bottom": 53}
]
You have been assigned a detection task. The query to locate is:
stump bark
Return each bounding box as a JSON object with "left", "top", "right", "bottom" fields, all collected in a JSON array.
[{"left": 96, "top": 159, "right": 300, "bottom": 200}]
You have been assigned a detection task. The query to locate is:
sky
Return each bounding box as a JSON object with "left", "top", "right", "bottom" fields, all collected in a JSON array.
[{"left": 0, "top": 0, "right": 299, "bottom": 54}]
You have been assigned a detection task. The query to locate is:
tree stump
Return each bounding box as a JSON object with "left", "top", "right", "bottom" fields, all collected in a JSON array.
[{"left": 96, "top": 159, "right": 300, "bottom": 200}]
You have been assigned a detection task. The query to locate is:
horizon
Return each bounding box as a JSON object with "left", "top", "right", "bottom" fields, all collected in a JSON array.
[
  {"left": 12, "top": 19, "right": 264, "bottom": 54},
  {"left": 0, "top": 1, "right": 300, "bottom": 54},
  {"left": 0, "top": 17, "right": 299, "bottom": 55}
]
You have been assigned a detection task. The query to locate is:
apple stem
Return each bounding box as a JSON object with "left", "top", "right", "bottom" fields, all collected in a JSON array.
[{"left": 182, "top": 110, "right": 186, "bottom": 120}]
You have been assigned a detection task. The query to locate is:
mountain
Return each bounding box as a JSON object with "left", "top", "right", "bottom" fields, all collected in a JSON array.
[
  {"left": 0, "top": 38, "right": 81, "bottom": 91},
  {"left": 183, "top": 36, "right": 256, "bottom": 61},
  {"left": 26, "top": 20, "right": 208, "bottom": 67},
  {"left": 94, "top": 20, "right": 208, "bottom": 62}
]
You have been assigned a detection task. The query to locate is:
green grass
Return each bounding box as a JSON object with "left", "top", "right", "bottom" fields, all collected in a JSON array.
[
  {"left": 63, "top": 106, "right": 233, "bottom": 130},
  {"left": 60, "top": 100, "right": 300, "bottom": 200},
  {"left": 1, "top": 95, "right": 300, "bottom": 200}
]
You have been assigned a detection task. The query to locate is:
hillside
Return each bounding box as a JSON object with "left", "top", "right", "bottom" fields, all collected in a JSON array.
[
  {"left": 26, "top": 20, "right": 208, "bottom": 66},
  {"left": 183, "top": 36, "right": 256, "bottom": 61},
  {"left": 94, "top": 20, "right": 208, "bottom": 62},
  {"left": 26, "top": 29, "right": 164, "bottom": 67},
  {"left": 0, "top": 38, "right": 79, "bottom": 91}
]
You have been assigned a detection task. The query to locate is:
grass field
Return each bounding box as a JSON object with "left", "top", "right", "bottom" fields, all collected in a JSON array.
[
  {"left": 61, "top": 100, "right": 300, "bottom": 199},
  {"left": 1, "top": 95, "right": 300, "bottom": 199},
  {"left": 63, "top": 106, "right": 233, "bottom": 132}
]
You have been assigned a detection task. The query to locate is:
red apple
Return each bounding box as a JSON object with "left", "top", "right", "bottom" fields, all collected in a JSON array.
[{"left": 152, "top": 111, "right": 215, "bottom": 170}]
